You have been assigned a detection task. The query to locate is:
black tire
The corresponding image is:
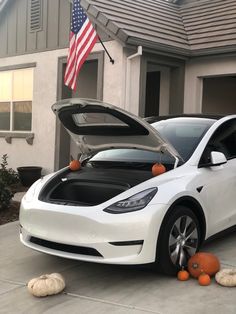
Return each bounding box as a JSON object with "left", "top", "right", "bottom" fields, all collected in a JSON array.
[{"left": 155, "top": 205, "right": 201, "bottom": 275}]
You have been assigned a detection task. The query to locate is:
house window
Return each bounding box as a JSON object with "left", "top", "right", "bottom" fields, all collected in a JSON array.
[{"left": 0, "top": 68, "right": 33, "bottom": 132}]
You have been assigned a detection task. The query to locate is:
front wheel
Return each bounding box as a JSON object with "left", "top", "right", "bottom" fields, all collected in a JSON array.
[{"left": 155, "top": 206, "right": 201, "bottom": 275}]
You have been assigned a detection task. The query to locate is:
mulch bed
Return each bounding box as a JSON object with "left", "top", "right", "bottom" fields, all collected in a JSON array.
[{"left": 0, "top": 201, "right": 21, "bottom": 225}]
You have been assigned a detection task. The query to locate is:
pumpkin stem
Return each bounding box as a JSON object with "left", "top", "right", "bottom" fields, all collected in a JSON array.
[{"left": 39, "top": 275, "right": 48, "bottom": 279}]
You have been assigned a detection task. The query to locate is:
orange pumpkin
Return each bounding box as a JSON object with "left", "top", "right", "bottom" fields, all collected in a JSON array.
[
  {"left": 177, "top": 269, "right": 190, "bottom": 281},
  {"left": 188, "top": 252, "right": 220, "bottom": 278},
  {"left": 69, "top": 160, "right": 81, "bottom": 171},
  {"left": 198, "top": 273, "right": 211, "bottom": 286},
  {"left": 152, "top": 163, "right": 166, "bottom": 176}
]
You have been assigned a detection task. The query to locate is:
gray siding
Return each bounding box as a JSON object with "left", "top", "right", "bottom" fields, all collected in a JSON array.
[
  {"left": 0, "top": 0, "right": 71, "bottom": 58},
  {"left": 0, "top": 6, "right": 8, "bottom": 56}
]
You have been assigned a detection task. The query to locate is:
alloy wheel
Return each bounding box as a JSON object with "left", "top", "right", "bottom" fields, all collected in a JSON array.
[{"left": 168, "top": 215, "right": 199, "bottom": 267}]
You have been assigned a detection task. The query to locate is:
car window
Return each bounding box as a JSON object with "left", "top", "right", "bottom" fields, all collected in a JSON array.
[{"left": 199, "top": 119, "right": 236, "bottom": 165}]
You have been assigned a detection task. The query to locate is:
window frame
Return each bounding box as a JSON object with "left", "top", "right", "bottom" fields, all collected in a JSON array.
[
  {"left": 0, "top": 63, "right": 35, "bottom": 144},
  {"left": 198, "top": 118, "right": 236, "bottom": 167}
]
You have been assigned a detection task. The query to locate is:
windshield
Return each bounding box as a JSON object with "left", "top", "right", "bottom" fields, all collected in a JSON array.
[
  {"left": 89, "top": 117, "right": 215, "bottom": 165},
  {"left": 152, "top": 118, "right": 215, "bottom": 160}
]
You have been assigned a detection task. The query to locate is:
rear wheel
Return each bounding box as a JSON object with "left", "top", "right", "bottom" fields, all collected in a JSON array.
[{"left": 156, "top": 206, "right": 201, "bottom": 275}]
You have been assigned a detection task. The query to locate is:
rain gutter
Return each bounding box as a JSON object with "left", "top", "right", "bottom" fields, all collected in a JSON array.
[{"left": 125, "top": 46, "right": 143, "bottom": 112}]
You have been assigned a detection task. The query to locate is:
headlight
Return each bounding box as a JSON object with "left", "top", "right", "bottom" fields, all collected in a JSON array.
[{"left": 104, "top": 187, "right": 157, "bottom": 214}]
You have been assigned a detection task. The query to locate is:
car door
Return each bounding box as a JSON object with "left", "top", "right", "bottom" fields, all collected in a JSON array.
[{"left": 198, "top": 118, "right": 236, "bottom": 236}]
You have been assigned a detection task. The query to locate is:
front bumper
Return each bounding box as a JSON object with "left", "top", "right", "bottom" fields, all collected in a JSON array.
[{"left": 19, "top": 198, "right": 168, "bottom": 265}]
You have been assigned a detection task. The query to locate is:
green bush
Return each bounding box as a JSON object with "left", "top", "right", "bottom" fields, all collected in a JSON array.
[
  {"left": 0, "top": 154, "right": 19, "bottom": 210},
  {"left": 0, "top": 154, "right": 19, "bottom": 186}
]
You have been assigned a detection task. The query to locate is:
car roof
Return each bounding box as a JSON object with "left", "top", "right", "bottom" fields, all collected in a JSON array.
[{"left": 144, "top": 114, "right": 224, "bottom": 124}]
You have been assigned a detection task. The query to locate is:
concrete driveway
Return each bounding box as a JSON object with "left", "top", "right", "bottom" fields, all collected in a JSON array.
[{"left": 0, "top": 221, "right": 235, "bottom": 314}]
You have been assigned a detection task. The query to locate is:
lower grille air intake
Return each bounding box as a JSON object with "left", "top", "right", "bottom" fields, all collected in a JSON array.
[{"left": 29, "top": 236, "right": 103, "bottom": 257}]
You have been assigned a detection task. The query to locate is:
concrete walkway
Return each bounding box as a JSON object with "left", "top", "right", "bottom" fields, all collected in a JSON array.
[
  {"left": 0, "top": 221, "right": 235, "bottom": 314},
  {"left": 12, "top": 192, "right": 26, "bottom": 203}
]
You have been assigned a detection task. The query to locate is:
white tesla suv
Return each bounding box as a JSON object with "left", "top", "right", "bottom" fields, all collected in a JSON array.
[{"left": 19, "top": 99, "right": 236, "bottom": 274}]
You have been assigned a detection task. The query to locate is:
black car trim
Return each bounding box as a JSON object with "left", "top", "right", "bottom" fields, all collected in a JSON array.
[
  {"left": 29, "top": 236, "right": 103, "bottom": 257},
  {"left": 196, "top": 186, "right": 203, "bottom": 193},
  {"left": 109, "top": 240, "right": 144, "bottom": 246}
]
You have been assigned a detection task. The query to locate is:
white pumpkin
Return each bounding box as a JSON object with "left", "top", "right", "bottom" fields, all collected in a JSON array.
[
  {"left": 215, "top": 268, "right": 236, "bottom": 287},
  {"left": 28, "top": 273, "right": 65, "bottom": 297}
]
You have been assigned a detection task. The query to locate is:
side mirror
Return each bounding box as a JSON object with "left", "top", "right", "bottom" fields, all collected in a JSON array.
[{"left": 210, "top": 151, "right": 227, "bottom": 166}]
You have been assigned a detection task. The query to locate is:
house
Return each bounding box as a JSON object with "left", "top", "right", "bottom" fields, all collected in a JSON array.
[{"left": 0, "top": 0, "right": 236, "bottom": 173}]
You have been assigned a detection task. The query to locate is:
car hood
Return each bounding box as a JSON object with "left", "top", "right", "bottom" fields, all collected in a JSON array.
[{"left": 52, "top": 98, "right": 181, "bottom": 161}]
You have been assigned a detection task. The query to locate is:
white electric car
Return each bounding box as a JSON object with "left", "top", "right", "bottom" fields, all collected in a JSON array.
[{"left": 19, "top": 99, "right": 236, "bottom": 274}]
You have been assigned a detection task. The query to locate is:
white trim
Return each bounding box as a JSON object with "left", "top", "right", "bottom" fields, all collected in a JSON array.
[
  {"left": 125, "top": 46, "right": 143, "bottom": 112},
  {"left": 196, "top": 77, "right": 203, "bottom": 114}
]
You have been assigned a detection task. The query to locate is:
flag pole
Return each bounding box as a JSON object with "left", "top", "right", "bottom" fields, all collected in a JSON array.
[{"left": 98, "top": 36, "right": 115, "bottom": 64}]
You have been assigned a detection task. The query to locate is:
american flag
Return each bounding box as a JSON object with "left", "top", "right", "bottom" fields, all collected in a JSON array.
[{"left": 64, "top": 0, "right": 98, "bottom": 91}]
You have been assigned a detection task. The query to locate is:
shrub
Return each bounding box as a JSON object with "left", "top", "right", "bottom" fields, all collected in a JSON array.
[
  {"left": 0, "top": 154, "right": 19, "bottom": 186},
  {"left": 0, "top": 154, "right": 19, "bottom": 210}
]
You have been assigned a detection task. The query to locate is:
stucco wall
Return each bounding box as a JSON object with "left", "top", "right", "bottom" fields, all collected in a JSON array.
[
  {"left": 101, "top": 41, "right": 125, "bottom": 108},
  {"left": 0, "top": 49, "right": 68, "bottom": 173},
  {"left": 0, "top": 40, "right": 125, "bottom": 173},
  {"left": 184, "top": 55, "right": 236, "bottom": 113}
]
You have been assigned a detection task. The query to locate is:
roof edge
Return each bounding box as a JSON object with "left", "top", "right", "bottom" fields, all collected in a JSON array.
[
  {"left": 191, "top": 44, "right": 236, "bottom": 57},
  {"left": 81, "top": 0, "right": 127, "bottom": 46}
]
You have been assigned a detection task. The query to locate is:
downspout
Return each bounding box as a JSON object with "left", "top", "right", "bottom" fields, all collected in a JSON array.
[{"left": 125, "top": 46, "right": 143, "bottom": 112}]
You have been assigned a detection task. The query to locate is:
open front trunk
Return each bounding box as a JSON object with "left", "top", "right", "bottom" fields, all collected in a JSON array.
[
  {"left": 39, "top": 167, "right": 154, "bottom": 206},
  {"left": 49, "top": 180, "right": 130, "bottom": 206},
  {"left": 44, "top": 99, "right": 181, "bottom": 207}
]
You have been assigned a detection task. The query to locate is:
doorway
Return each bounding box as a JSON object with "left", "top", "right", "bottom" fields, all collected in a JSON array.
[
  {"left": 142, "top": 62, "right": 170, "bottom": 118},
  {"left": 55, "top": 52, "right": 104, "bottom": 170},
  {"left": 145, "top": 71, "right": 160, "bottom": 117}
]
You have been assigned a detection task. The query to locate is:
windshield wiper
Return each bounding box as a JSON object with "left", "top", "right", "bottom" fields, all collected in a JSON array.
[
  {"left": 81, "top": 153, "right": 96, "bottom": 166},
  {"left": 89, "top": 161, "right": 158, "bottom": 170}
]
